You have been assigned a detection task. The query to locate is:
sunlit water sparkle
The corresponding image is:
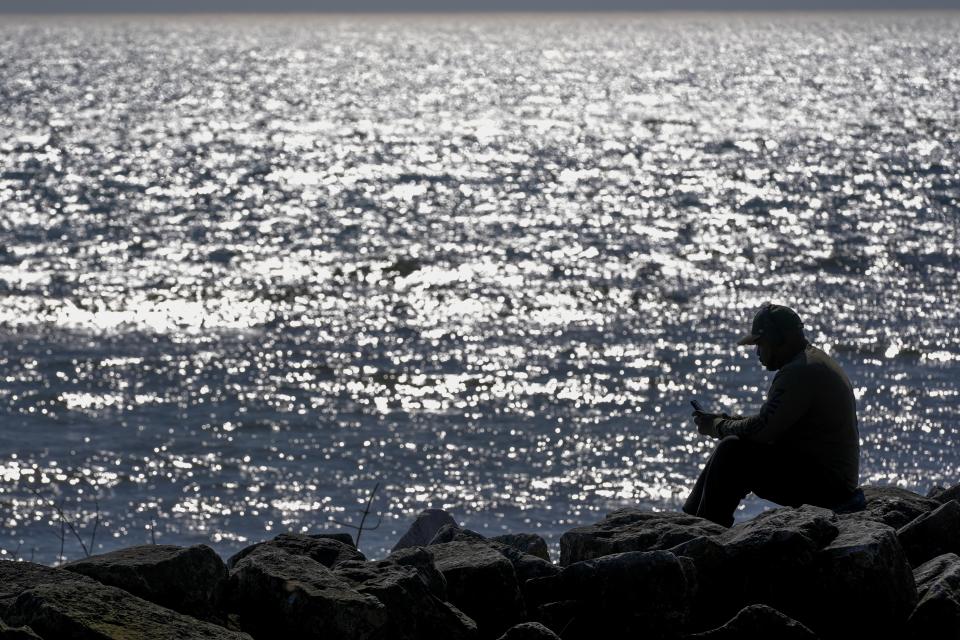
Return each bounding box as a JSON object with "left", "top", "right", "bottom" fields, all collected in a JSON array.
[{"left": 1, "top": 13, "right": 959, "bottom": 565}]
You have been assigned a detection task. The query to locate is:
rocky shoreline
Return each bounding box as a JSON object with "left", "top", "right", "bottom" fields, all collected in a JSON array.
[{"left": 2, "top": 483, "right": 960, "bottom": 639}]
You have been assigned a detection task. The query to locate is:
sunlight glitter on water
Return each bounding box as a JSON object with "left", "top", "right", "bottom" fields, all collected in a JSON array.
[{"left": 0, "top": 13, "right": 959, "bottom": 564}]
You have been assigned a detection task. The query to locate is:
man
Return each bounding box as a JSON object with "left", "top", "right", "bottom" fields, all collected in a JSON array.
[{"left": 682, "top": 303, "right": 860, "bottom": 527}]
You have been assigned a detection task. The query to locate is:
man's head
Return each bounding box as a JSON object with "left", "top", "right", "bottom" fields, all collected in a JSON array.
[{"left": 737, "top": 303, "right": 806, "bottom": 371}]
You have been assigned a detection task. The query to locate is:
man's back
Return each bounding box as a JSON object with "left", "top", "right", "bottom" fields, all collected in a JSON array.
[
  {"left": 777, "top": 344, "right": 859, "bottom": 494},
  {"left": 717, "top": 344, "right": 859, "bottom": 494}
]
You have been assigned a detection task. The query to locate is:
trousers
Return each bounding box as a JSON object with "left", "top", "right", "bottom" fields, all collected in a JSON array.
[{"left": 682, "top": 435, "right": 850, "bottom": 528}]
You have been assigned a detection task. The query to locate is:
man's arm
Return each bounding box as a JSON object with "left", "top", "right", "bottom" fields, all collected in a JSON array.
[{"left": 716, "top": 367, "right": 812, "bottom": 443}]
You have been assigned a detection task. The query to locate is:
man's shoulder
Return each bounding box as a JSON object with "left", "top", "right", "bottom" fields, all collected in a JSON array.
[
  {"left": 794, "top": 344, "right": 853, "bottom": 387},
  {"left": 775, "top": 345, "right": 833, "bottom": 379}
]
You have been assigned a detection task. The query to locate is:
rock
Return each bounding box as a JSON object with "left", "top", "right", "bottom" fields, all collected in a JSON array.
[
  {"left": 496, "top": 621, "right": 561, "bottom": 640},
  {"left": 0, "top": 620, "right": 42, "bottom": 640},
  {"left": 897, "top": 500, "right": 960, "bottom": 567},
  {"left": 702, "top": 506, "right": 839, "bottom": 629},
  {"left": 226, "top": 546, "right": 387, "bottom": 639},
  {"left": 5, "top": 581, "right": 252, "bottom": 640},
  {"left": 842, "top": 486, "right": 940, "bottom": 529},
  {"left": 527, "top": 550, "right": 697, "bottom": 638},
  {"left": 384, "top": 546, "right": 449, "bottom": 600},
  {"left": 907, "top": 553, "right": 960, "bottom": 638},
  {"left": 927, "top": 483, "right": 960, "bottom": 505},
  {"left": 805, "top": 517, "right": 918, "bottom": 639},
  {"left": 687, "top": 604, "right": 818, "bottom": 639},
  {"left": 667, "top": 535, "right": 731, "bottom": 630},
  {"left": 429, "top": 540, "right": 526, "bottom": 639},
  {"left": 491, "top": 542, "right": 561, "bottom": 608},
  {"left": 0, "top": 562, "right": 96, "bottom": 618},
  {"left": 491, "top": 534, "right": 551, "bottom": 562},
  {"left": 334, "top": 560, "right": 477, "bottom": 640},
  {"left": 64, "top": 544, "right": 227, "bottom": 619},
  {"left": 429, "top": 524, "right": 486, "bottom": 545},
  {"left": 226, "top": 533, "right": 365, "bottom": 570},
  {"left": 394, "top": 508, "right": 460, "bottom": 551},
  {"left": 718, "top": 505, "right": 839, "bottom": 554},
  {"left": 559, "top": 509, "right": 725, "bottom": 566},
  {"left": 308, "top": 532, "right": 356, "bottom": 548}
]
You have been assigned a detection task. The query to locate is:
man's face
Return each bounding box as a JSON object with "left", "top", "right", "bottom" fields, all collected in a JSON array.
[{"left": 756, "top": 337, "right": 775, "bottom": 371}]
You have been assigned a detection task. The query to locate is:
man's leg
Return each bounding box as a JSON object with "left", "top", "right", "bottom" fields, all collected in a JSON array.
[{"left": 682, "top": 435, "right": 774, "bottom": 527}]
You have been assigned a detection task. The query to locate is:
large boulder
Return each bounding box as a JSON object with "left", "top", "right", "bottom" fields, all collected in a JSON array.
[
  {"left": 667, "top": 535, "right": 732, "bottom": 630},
  {"left": 527, "top": 550, "right": 697, "bottom": 638},
  {"left": 0, "top": 562, "right": 96, "bottom": 618},
  {"left": 334, "top": 559, "right": 477, "bottom": 640},
  {"left": 804, "top": 518, "right": 918, "bottom": 639},
  {"left": 307, "top": 532, "right": 356, "bottom": 547},
  {"left": 491, "top": 534, "right": 551, "bottom": 562},
  {"left": 394, "top": 508, "right": 460, "bottom": 551},
  {"left": 428, "top": 529, "right": 559, "bottom": 608},
  {"left": 559, "top": 509, "right": 725, "bottom": 566},
  {"left": 843, "top": 486, "right": 940, "bottom": 529},
  {"left": 496, "top": 622, "right": 560, "bottom": 640},
  {"left": 907, "top": 553, "right": 960, "bottom": 638},
  {"left": 226, "top": 546, "right": 387, "bottom": 639},
  {"left": 429, "top": 540, "right": 526, "bottom": 639},
  {"left": 687, "top": 604, "right": 818, "bottom": 640},
  {"left": 0, "top": 620, "right": 42, "bottom": 640},
  {"left": 383, "top": 546, "right": 449, "bottom": 600},
  {"left": 5, "top": 580, "right": 252, "bottom": 640},
  {"left": 897, "top": 500, "right": 960, "bottom": 567},
  {"left": 64, "top": 544, "right": 227, "bottom": 619},
  {"left": 927, "top": 482, "right": 960, "bottom": 505},
  {"left": 226, "top": 533, "right": 365, "bottom": 570},
  {"left": 429, "top": 524, "right": 485, "bottom": 545},
  {"left": 706, "top": 506, "right": 838, "bottom": 629}
]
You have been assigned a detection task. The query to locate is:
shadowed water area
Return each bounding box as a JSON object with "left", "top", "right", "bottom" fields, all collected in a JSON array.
[{"left": 1, "top": 13, "right": 958, "bottom": 565}]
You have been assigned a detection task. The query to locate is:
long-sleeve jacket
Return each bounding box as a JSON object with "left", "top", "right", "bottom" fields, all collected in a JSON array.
[{"left": 717, "top": 344, "right": 860, "bottom": 494}]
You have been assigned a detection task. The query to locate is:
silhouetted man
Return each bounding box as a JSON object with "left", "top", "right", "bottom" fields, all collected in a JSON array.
[{"left": 683, "top": 303, "right": 860, "bottom": 527}]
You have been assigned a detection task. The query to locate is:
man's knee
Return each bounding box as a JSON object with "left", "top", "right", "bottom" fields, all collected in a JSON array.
[{"left": 712, "top": 435, "right": 746, "bottom": 459}]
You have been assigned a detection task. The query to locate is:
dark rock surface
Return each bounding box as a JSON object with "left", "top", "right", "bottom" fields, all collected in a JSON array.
[
  {"left": 688, "top": 604, "right": 819, "bottom": 640},
  {"left": 496, "top": 621, "right": 561, "bottom": 640},
  {"left": 5, "top": 580, "right": 252, "bottom": 640},
  {"left": 907, "top": 553, "right": 960, "bottom": 638},
  {"left": 559, "top": 509, "right": 726, "bottom": 566},
  {"left": 805, "top": 517, "right": 917, "bottom": 639},
  {"left": 528, "top": 550, "right": 697, "bottom": 638},
  {"left": 843, "top": 485, "right": 940, "bottom": 529},
  {"left": 491, "top": 534, "right": 551, "bottom": 562},
  {"left": 0, "top": 620, "right": 42, "bottom": 640},
  {"left": 0, "top": 562, "right": 96, "bottom": 618},
  {"left": 334, "top": 559, "right": 477, "bottom": 640},
  {"left": 897, "top": 499, "right": 960, "bottom": 567},
  {"left": 383, "top": 545, "right": 449, "bottom": 600},
  {"left": 429, "top": 540, "right": 526, "bottom": 639},
  {"left": 927, "top": 482, "right": 960, "bottom": 505},
  {"left": 680, "top": 506, "right": 838, "bottom": 630},
  {"left": 308, "top": 532, "right": 356, "bottom": 547},
  {"left": 227, "top": 546, "right": 387, "bottom": 639},
  {"left": 64, "top": 544, "right": 227, "bottom": 619},
  {"left": 226, "top": 533, "right": 365, "bottom": 570},
  {"left": 393, "top": 508, "right": 460, "bottom": 551},
  {"left": 429, "top": 524, "right": 485, "bottom": 545}
]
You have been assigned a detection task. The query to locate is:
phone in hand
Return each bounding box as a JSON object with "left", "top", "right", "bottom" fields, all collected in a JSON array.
[{"left": 690, "top": 399, "right": 707, "bottom": 414}]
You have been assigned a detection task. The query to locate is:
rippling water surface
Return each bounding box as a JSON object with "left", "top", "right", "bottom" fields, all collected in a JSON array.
[{"left": 1, "top": 13, "right": 959, "bottom": 564}]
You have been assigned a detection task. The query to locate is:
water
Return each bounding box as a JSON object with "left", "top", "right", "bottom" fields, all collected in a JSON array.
[{"left": 1, "top": 13, "right": 958, "bottom": 566}]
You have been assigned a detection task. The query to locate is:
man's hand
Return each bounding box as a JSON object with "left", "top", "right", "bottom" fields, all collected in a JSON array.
[{"left": 692, "top": 411, "right": 722, "bottom": 438}]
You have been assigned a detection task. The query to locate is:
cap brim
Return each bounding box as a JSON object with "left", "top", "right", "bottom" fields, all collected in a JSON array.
[{"left": 737, "top": 334, "right": 761, "bottom": 346}]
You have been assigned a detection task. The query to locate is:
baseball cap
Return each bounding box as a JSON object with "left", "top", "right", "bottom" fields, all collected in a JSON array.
[{"left": 737, "top": 303, "right": 804, "bottom": 346}]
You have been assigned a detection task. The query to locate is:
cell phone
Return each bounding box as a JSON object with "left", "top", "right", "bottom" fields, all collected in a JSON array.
[{"left": 690, "top": 399, "right": 707, "bottom": 413}]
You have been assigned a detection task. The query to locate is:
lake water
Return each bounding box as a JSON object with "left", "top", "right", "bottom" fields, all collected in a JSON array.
[{"left": 1, "top": 13, "right": 958, "bottom": 565}]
